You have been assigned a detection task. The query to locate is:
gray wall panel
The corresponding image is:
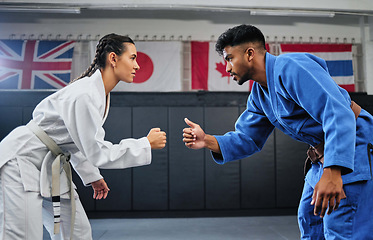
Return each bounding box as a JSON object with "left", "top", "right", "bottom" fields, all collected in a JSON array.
[
  {"left": 238, "top": 106, "right": 276, "bottom": 209},
  {"left": 96, "top": 169, "right": 132, "bottom": 211},
  {"left": 103, "top": 107, "right": 132, "bottom": 142},
  {"left": 22, "top": 107, "right": 34, "bottom": 124},
  {"left": 132, "top": 107, "right": 168, "bottom": 210},
  {"left": 0, "top": 107, "right": 23, "bottom": 140},
  {"left": 72, "top": 172, "right": 95, "bottom": 211},
  {"left": 96, "top": 107, "right": 133, "bottom": 211},
  {"left": 169, "top": 107, "right": 204, "bottom": 210},
  {"left": 275, "top": 130, "right": 308, "bottom": 208},
  {"left": 0, "top": 91, "right": 338, "bottom": 213},
  {"left": 241, "top": 132, "right": 276, "bottom": 209},
  {"left": 205, "top": 107, "right": 240, "bottom": 209}
]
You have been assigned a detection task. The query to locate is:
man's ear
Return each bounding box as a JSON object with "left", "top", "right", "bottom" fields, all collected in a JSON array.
[{"left": 246, "top": 48, "right": 255, "bottom": 61}]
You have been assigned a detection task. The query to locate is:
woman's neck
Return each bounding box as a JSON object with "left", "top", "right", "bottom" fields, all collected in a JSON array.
[{"left": 100, "top": 67, "right": 119, "bottom": 96}]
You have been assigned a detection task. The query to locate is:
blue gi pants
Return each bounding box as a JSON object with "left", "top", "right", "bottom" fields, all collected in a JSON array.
[{"left": 298, "top": 162, "right": 373, "bottom": 240}]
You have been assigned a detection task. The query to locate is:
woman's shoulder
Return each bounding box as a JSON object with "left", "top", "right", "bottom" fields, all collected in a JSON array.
[
  {"left": 57, "top": 79, "right": 93, "bottom": 100},
  {"left": 59, "top": 72, "right": 102, "bottom": 100}
]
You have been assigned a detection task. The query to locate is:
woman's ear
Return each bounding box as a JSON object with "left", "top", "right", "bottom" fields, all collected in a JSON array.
[{"left": 108, "top": 52, "right": 117, "bottom": 68}]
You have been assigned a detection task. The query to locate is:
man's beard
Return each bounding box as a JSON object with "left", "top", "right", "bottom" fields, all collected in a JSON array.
[{"left": 237, "top": 73, "right": 251, "bottom": 85}]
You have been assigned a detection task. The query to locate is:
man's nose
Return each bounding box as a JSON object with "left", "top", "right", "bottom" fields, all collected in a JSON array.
[{"left": 226, "top": 62, "right": 232, "bottom": 73}]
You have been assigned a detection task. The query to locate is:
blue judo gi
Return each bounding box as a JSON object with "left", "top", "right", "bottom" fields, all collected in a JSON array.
[{"left": 212, "top": 52, "right": 373, "bottom": 239}]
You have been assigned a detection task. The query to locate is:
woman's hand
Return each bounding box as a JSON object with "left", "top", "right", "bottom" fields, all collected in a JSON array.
[
  {"left": 147, "top": 128, "right": 167, "bottom": 149},
  {"left": 91, "top": 178, "right": 110, "bottom": 200}
]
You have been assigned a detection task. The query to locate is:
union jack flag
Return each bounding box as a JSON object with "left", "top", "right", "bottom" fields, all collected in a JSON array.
[{"left": 0, "top": 40, "right": 75, "bottom": 89}]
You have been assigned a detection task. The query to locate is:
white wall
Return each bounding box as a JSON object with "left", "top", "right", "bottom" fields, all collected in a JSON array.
[
  {"left": 365, "top": 17, "right": 373, "bottom": 94},
  {"left": 2, "top": 0, "right": 373, "bottom": 12},
  {"left": 0, "top": 4, "right": 372, "bottom": 93},
  {"left": 0, "top": 10, "right": 363, "bottom": 42}
]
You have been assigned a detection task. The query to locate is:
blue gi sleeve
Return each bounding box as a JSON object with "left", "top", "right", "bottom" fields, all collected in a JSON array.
[
  {"left": 213, "top": 94, "right": 275, "bottom": 164},
  {"left": 276, "top": 54, "right": 355, "bottom": 173}
]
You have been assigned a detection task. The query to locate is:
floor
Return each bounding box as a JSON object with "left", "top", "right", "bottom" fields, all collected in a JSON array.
[{"left": 43, "top": 214, "right": 300, "bottom": 240}]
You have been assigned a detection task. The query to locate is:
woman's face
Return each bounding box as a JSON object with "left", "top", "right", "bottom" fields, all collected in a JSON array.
[{"left": 114, "top": 43, "right": 140, "bottom": 83}]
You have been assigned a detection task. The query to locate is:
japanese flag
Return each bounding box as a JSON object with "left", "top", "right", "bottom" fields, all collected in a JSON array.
[{"left": 112, "top": 41, "right": 182, "bottom": 92}]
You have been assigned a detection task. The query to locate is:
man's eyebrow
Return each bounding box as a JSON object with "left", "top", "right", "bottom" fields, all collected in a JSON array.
[{"left": 131, "top": 54, "right": 137, "bottom": 58}]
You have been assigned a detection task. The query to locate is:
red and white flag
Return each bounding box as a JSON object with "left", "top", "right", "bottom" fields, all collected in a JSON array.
[
  {"left": 113, "top": 41, "right": 182, "bottom": 92},
  {"left": 280, "top": 44, "right": 355, "bottom": 92},
  {"left": 191, "top": 41, "right": 270, "bottom": 92}
]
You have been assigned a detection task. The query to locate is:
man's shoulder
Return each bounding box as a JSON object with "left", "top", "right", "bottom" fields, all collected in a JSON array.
[
  {"left": 276, "top": 52, "right": 311, "bottom": 61},
  {"left": 275, "top": 52, "right": 320, "bottom": 69}
]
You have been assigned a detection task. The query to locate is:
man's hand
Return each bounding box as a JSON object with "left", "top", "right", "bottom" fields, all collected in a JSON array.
[
  {"left": 182, "top": 118, "right": 206, "bottom": 149},
  {"left": 147, "top": 128, "right": 167, "bottom": 149},
  {"left": 91, "top": 178, "right": 110, "bottom": 200},
  {"left": 311, "top": 166, "right": 346, "bottom": 217}
]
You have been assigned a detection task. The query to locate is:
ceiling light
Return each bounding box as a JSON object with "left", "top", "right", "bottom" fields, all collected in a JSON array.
[
  {"left": 250, "top": 10, "right": 335, "bottom": 17},
  {"left": 0, "top": 7, "right": 81, "bottom": 14}
]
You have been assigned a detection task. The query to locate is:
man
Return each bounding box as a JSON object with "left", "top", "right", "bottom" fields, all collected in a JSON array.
[{"left": 183, "top": 24, "right": 373, "bottom": 239}]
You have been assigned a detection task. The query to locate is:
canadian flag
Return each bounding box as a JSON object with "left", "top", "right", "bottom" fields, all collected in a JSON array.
[
  {"left": 280, "top": 44, "right": 355, "bottom": 92},
  {"left": 191, "top": 41, "right": 270, "bottom": 92},
  {"left": 113, "top": 41, "right": 182, "bottom": 92}
]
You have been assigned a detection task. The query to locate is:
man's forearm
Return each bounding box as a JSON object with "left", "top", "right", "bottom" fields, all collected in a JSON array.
[{"left": 204, "top": 134, "right": 221, "bottom": 154}]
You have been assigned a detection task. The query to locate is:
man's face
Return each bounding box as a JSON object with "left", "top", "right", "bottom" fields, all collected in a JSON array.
[{"left": 223, "top": 45, "right": 252, "bottom": 85}]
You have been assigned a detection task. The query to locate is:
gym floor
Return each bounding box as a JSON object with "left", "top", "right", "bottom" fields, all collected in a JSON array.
[{"left": 43, "top": 212, "right": 300, "bottom": 240}]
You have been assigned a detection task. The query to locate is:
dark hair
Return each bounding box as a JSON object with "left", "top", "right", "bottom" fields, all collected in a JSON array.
[
  {"left": 215, "top": 24, "right": 266, "bottom": 56},
  {"left": 72, "top": 33, "right": 135, "bottom": 82}
]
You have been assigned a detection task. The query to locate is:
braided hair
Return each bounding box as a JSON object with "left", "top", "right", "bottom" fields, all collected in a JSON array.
[{"left": 71, "top": 33, "right": 135, "bottom": 83}]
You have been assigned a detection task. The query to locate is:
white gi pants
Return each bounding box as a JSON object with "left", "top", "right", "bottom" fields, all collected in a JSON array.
[{"left": 0, "top": 159, "right": 92, "bottom": 240}]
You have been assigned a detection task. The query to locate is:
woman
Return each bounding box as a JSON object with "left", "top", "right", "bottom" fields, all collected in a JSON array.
[{"left": 0, "top": 33, "right": 167, "bottom": 239}]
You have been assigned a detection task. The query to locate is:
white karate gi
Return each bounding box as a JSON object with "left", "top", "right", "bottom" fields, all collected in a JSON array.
[{"left": 0, "top": 70, "right": 152, "bottom": 239}]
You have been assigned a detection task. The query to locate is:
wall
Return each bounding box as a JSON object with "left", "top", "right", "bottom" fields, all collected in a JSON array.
[
  {"left": 0, "top": 91, "right": 306, "bottom": 214},
  {"left": 1, "top": 1, "right": 373, "bottom": 214},
  {"left": 2, "top": 0, "right": 373, "bottom": 12},
  {"left": 366, "top": 17, "right": 373, "bottom": 94},
  {"left": 0, "top": 9, "right": 363, "bottom": 43},
  {"left": 0, "top": 4, "right": 372, "bottom": 92},
  {"left": 1, "top": 91, "right": 373, "bottom": 215}
]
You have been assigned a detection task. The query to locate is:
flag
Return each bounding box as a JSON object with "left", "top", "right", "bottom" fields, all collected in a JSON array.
[
  {"left": 0, "top": 40, "right": 75, "bottom": 89},
  {"left": 191, "top": 41, "right": 270, "bottom": 92},
  {"left": 113, "top": 41, "right": 182, "bottom": 92},
  {"left": 280, "top": 44, "right": 355, "bottom": 92}
]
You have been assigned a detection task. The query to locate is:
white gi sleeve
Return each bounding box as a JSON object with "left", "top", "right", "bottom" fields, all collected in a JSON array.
[
  {"left": 56, "top": 93, "right": 151, "bottom": 169},
  {"left": 70, "top": 151, "right": 103, "bottom": 186}
]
